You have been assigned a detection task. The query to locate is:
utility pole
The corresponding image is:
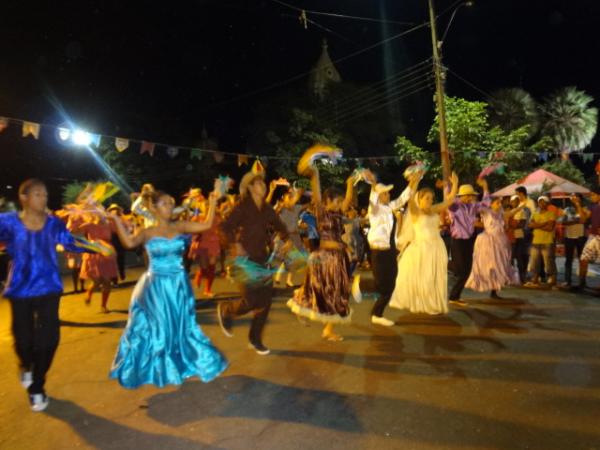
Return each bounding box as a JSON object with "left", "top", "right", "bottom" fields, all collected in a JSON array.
[{"left": 428, "top": 0, "right": 451, "bottom": 182}]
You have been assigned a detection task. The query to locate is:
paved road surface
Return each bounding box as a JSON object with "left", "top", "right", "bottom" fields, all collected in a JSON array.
[{"left": 1, "top": 268, "right": 599, "bottom": 450}]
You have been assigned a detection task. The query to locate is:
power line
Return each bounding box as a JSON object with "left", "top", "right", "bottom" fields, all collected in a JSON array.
[
  {"left": 269, "top": 0, "right": 415, "bottom": 26},
  {"left": 314, "top": 58, "right": 432, "bottom": 115},
  {"left": 336, "top": 80, "right": 435, "bottom": 125},
  {"left": 198, "top": 20, "right": 431, "bottom": 112},
  {"left": 320, "top": 71, "right": 433, "bottom": 122},
  {"left": 315, "top": 65, "right": 432, "bottom": 120},
  {"left": 444, "top": 66, "right": 494, "bottom": 99}
]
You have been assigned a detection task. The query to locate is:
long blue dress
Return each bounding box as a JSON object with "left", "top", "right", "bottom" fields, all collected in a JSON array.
[{"left": 110, "top": 236, "right": 228, "bottom": 389}]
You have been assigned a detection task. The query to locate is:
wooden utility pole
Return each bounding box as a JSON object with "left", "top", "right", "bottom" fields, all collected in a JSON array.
[{"left": 428, "top": 0, "right": 451, "bottom": 182}]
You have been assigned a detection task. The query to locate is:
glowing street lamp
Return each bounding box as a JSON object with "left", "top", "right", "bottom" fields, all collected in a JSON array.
[{"left": 72, "top": 129, "right": 92, "bottom": 146}]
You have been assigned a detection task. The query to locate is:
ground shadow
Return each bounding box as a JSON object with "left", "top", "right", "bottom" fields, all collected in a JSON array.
[
  {"left": 45, "top": 398, "right": 224, "bottom": 450},
  {"left": 148, "top": 375, "right": 362, "bottom": 432},
  {"left": 146, "top": 374, "right": 600, "bottom": 449}
]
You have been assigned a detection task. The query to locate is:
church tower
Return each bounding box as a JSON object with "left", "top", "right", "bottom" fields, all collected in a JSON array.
[{"left": 309, "top": 39, "right": 341, "bottom": 100}]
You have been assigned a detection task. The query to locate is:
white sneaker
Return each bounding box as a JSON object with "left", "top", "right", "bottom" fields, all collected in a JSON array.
[
  {"left": 371, "top": 315, "right": 395, "bottom": 327},
  {"left": 29, "top": 393, "right": 49, "bottom": 412},
  {"left": 20, "top": 371, "right": 33, "bottom": 389}
]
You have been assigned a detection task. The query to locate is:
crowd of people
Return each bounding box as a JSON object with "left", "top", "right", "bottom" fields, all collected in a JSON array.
[{"left": 1, "top": 149, "right": 599, "bottom": 413}]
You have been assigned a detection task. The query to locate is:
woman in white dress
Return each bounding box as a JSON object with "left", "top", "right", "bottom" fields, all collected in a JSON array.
[{"left": 390, "top": 172, "right": 459, "bottom": 315}]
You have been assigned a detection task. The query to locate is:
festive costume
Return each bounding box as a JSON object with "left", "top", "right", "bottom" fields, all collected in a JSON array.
[
  {"left": 466, "top": 209, "right": 519, "bottom": 292},
  {"left": 77, "top": 222, "right": 118, "bottom": 281},
  {"left": 287, "top": 205, "right": 352, "bottom": 323},
  {"left": 448, "top": 192, "right": 491, "bottom": 301},
  {"left": 390, "top": 212, "right": 448, "bottom": 315},
  {"left": 110, "top": 235, "right": 227, "bottom": 388},
  {"left": 0, "top": 212, "right": 85, "bottom": 400},
  {"left": 220, "top": 194, "right": 289, "bottom": 348},
  {"left": 189, "top": 214, "right": 222, "bottom": 292},
  {"left": 366, "top": 183, "right": 411, "bottom": 319}
]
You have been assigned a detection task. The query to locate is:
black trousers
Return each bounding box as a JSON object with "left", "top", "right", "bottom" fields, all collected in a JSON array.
[
  {"left": 564, "top": 237, "right": 586, "bottom": 284},
  {"left": 512, "top": 237, "right": 529, "bottom": 284},
  {"left": 222, "top": 283, "right": 273, "bottom": 345},
  {"left": 370, "top": 248, "right": 398, "bottom": 317},
  {"left": 449, "top": 236, "right": 476, "bottom": 300},
  {"left": 9, "top": 294, "right": 61, "bottom": 395}
]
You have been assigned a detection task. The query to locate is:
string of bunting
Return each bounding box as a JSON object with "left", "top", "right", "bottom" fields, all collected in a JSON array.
[{"left": 0, "top": 114, "right": 597, "bottom": 165}]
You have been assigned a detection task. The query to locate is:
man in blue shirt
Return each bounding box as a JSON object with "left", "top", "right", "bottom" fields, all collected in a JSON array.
[{"left": 0, "top": 179, "right": 85, "bottom": 412}]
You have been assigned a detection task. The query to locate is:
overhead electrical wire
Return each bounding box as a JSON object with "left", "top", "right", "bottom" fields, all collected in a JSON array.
[
  {"left": 334, "top": 79, "right": 435, "bottom": 125},
  {"left": 318, "top": 71, "right": 433, "bottom": 122},
  {"left": 198, "top": 20, "right": 431, "bottom": 111},
  {"left": 313, "top": 59, "right": 432, "bottom": 116},
  {"left": 269, "top": 0, "right": 415, "bottom": 26}
]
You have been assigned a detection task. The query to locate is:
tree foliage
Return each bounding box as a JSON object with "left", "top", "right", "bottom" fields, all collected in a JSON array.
[
  {"left": 540, "top": 86, "right": 598, "bottom": 155},
  {"left": 488, "top": 88, "right": 540, "bottom": 138},
  {"left": 396, "top": 96, "right": 553, "bottom": 186}
]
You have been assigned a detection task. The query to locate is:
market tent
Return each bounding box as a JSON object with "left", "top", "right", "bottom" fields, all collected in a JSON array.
[{"left": 493, "top": 169, "right": 590, "bottom": 198}]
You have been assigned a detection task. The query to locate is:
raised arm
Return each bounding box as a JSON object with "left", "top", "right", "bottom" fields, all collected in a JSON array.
[
  {"left": 431, "top": 172, "right": 459, "bottom": 214},
  {"left": 475, "top": 178, "right": 491, "bottom": 210},
  {"left": 390, "top": 172, "right": 422, "bottom": 210},
  {"left": 178, "top": 193, "right": 217, "bottom": 234},
  {"left": 341, "top": 173, "right": 355, "bottom": 213},
  {"left": 309, "top": 166, "right": 322, "bottom": 205},
  {"left": 110, "top": 214, "right": 146, "bottom": 249},
  {"left": 266, "top": 180, "right": 277, "bottom": 205}
]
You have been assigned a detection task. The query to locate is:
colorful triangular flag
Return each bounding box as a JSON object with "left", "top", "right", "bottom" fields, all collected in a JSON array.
[
  {"left": 90, "top": 134, "right": 101, "bottom": 147},
  {"left": 22, "top": 121, "right": 40, "bottom": 139},
  {"left": 213, "top": 151, "right": 224, "bottom": 163},
  {"left": 238, "top": 154, "right": 249, "bottom": 166},
  {"left": 166, "top": 146, "right": 179, "bottom": 158},
  {"left": 140, "top": 141, "right": 155, "bottom": 156},
  {"left": 115, "top": 137, "right": 129, "bottom": 152},
  {"left": 0, "top": 117, "right": 8, "bottom": 133},
  {"left": 252, "top": 159, "right": 265, "bottom": 174},
  {"left": 190, "top": 148, "right": 203, "bottom": 161}
]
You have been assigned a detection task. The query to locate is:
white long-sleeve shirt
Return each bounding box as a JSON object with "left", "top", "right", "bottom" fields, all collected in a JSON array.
[{"left": 367, "top": 185, "right": 412, "bottom": 249}]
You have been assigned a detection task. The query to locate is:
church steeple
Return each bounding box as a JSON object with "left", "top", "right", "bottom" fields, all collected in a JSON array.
[{"left": 309, "top": 38, "right": 341, "bottom": 99}]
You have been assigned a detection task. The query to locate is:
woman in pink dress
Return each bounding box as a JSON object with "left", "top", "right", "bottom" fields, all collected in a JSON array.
[
  {"left": 70, "top": 216, "right": 118, "bottom": 312},
  {"left": 465, "top": 196, "right": 523, "bottom": 298}
]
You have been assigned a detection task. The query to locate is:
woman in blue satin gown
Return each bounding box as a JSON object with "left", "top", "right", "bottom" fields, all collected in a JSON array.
[{"left": 108, "top": 189, "right": 227, "bottom": 388}]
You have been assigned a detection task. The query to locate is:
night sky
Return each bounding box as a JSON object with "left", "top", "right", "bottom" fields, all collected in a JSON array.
[{"left": 1, "top": 0, "right": 599, "bottom": 202}]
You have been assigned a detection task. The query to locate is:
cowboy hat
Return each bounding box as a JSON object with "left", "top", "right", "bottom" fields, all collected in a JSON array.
[
  {"left": 239, "top": 171, "right": 266, "bottom": 197},
  {"left": 457, "top": 185, "right": 478, "bottom": 197},
  {"left": 106, "top": 203, "right": 123, "bottom": 213},
  {"left": 374, "top": 183, "right": 393, "bottom": 195}
]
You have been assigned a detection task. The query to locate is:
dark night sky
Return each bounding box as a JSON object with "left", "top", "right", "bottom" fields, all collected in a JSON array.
[{"left": 1, "top": 0, "right": 599, "bottom": 201}]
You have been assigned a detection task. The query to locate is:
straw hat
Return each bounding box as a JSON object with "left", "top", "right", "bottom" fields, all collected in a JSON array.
[
  {"left": 374, "top": 183, "right": 393, "bottom": 195},
  {"left": 106, "top": 203, "right": 123, "bottom": 213},
  {"left": 457, "top": 184, "right": 478, "bottom": 197},
  {"left": 239, "top": 171, "right": 265, "bottom": 197}
]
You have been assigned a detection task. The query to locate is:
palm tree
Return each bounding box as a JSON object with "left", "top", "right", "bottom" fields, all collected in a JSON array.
[
  {"left": 540, "top": 86, "right": 598, "bottom": 157},
  {"left": 488, "top": 88, "right": 540, "bottom": 137}
]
